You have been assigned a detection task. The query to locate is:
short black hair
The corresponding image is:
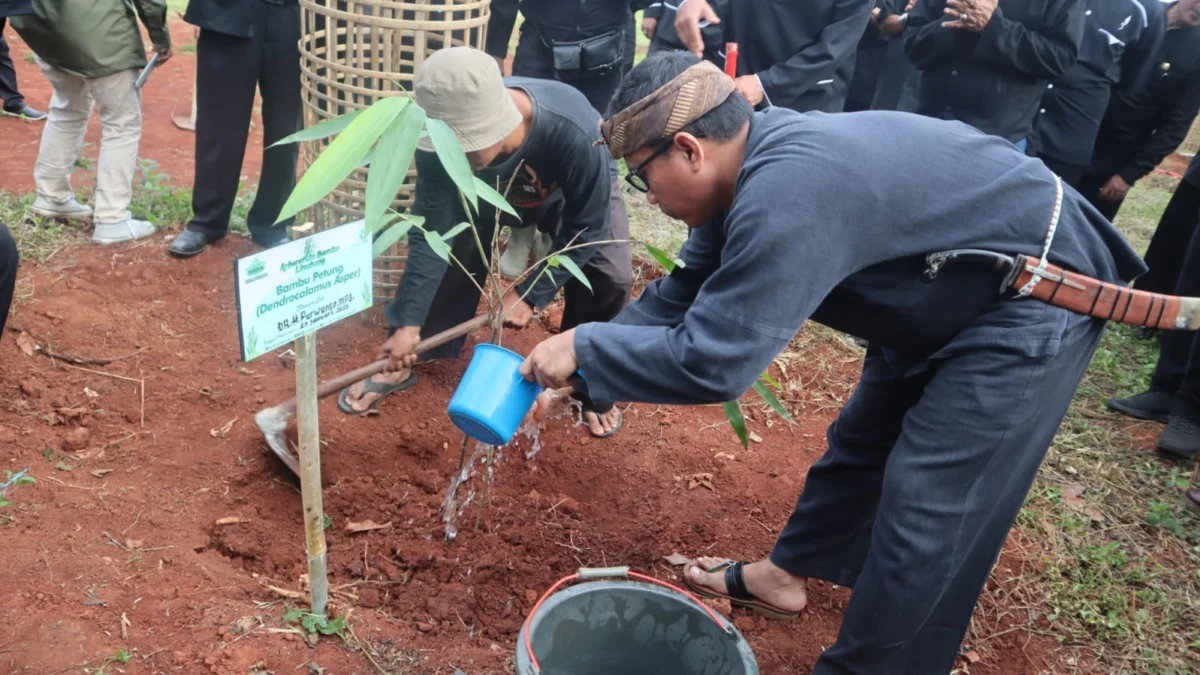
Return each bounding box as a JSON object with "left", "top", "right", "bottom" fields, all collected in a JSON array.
[{"left": 607, "top": 51, "right": 753, "bottom": 149}]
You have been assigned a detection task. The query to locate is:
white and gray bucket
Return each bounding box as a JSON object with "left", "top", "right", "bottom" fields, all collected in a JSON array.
[{"left": 517, "top": 567, "right": 759, "bottom": 675}]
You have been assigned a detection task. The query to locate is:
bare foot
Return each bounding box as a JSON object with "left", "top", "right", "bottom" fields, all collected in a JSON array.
[
  {"left": 686, "top": 556, "right": 808, "bottom": 613},
  {"left": 343, "top": 368, "right": 412, "bottom": 413},
  {"left": 583, "top": 407, "right": 622, "bottom": 437}
]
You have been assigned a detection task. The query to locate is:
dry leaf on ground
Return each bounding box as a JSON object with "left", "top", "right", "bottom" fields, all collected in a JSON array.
[
  {"left": 16, "top": 332, "right": 36, "bottom": 357},
  {"left": 345, "top": 520, "right": 392, "bottom": 533},
  {"left": 215, "top": 516, "right": 250, "bottom": 526},
  {"left": 687, "top": 473, "right": 714, "bottom": 491},
  {"left": 663, "top": 552, "right": 691, "bottom": 566}
]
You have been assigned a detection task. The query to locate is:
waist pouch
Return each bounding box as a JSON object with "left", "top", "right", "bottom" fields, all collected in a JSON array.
[{"left": 546, "top": 29, "right": 625, "bottom": 80}]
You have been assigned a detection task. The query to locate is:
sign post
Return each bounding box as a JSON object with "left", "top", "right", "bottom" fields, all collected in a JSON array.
[{"left": 235, "top": 218, "right": 374, "bottom": 618}]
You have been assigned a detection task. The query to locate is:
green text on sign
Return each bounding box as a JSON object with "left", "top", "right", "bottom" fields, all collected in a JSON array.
[{"left": 235, "top": 220, "right": 373, "bottom": 361}]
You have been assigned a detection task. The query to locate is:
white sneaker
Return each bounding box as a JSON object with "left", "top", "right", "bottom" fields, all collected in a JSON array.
[
  {"left": 31, "top": 195, "right": 92, "bottom": 220},
  {"left": 499, "top": 225, "right": 537, "bottom": 279},
  {"left": 91, "top": 218, "right": 157, "bottom": 245}
]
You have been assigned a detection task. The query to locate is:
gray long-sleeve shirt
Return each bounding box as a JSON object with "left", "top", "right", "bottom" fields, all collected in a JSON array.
[{"left": 573, "top": 108, "right": 1145, "bottom": 407}]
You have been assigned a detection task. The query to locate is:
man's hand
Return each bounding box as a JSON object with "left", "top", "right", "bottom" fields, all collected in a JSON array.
[
  {"left": 906, "top": 0, "right": 917, "bottom": 11},
  {"left": 642, "top": 16, "right": 658, "bottom": 39},
  {"left": 675, "top": 0, "right": 721, "bottom": 57},
  {"left": 378, "top": 326, "right": 422, "bottom": 372},
  {"left": 520, "top": 329, "right": 580, "bottom": 390},
  {"left": 880, "top": 13, "right": 907, "bottom": 35},
  {"left": 943, "top": 0, "right": 998, "bottom": 32},
  {"left": 502, "top": 290, "right": 535, "bottom": 329},
  {"left": 734, "top": 75, "right": 765, "bottom": 106},
  {"left": 1099, "top": 175, "right": 1132, "bottom": 202},
  {"left": 869, "top": 5, "right": 882, "bottom": 28},
  {"left": 154, "top": 46, "right": 173, "bottom": 65}
]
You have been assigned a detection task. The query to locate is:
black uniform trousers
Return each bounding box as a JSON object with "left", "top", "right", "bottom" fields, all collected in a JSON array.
[
  {"left": 512, "top": 23, "right": 623, "bottom": 115},
  {"left": 1149, "top": 193, "right": 1200, "bottom": 421},
  {"left": 0, "top": 19, "right": 24, "bottom": 109},
  {"left": 1136, "top": 179, "right": 1200, "bottom": 295},
  {"left": 1038, "top": 155, "right": 1086, "bottom": 190},
  {"left": 187, "top": 0, "right": 301, "bottom": 246},
  {"left": 771, "top": 298, "right": 1105, "bottom": 673},
  {"left": 388, "top": 179, "right": 633, "bottom": 363},
  {"left": 0, "top": 223, "right": 17, "bottom": 338}
]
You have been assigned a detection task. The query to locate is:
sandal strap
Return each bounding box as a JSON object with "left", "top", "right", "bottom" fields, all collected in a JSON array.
[{"left": 723, "top": 561, "right": 752, "bottom": 601}]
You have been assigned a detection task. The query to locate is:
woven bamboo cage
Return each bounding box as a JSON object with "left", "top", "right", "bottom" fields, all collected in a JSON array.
[{"left": 299, "top": 0, "right": 492, "bottom": 304}]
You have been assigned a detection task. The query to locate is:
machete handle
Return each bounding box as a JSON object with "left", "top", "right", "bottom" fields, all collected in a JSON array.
[{"left": 1013, "top": 255, "right": 1200, "bottom": 330}]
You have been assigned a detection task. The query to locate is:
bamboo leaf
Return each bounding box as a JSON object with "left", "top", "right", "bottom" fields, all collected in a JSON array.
[
  {"left": 365, "top": 104, "right": 425, "bottom": 230},
  {"left": 275, "top": 96, "right": 409, "bottom": 224},
  {"left": 368, "top": 211, "right": 403, "bottom": 235},
  {"left": 722, "top": 401, "right": 748, "bottom": 449},
  {"left": 423, "top": 227, "right": 452, "bottom": 262},
  {"left": 441, "top": 222, "right": 472, "bottom": 243},
  {"left": 557, "top": 256, "right": 592, "bottom": 292},
  {"left": 759, "top": 373, "right": 782, "bottom": 391},
  {"left": 644, "top": 244, "right": 686, "bottom": 274},
  {"left": 425, "top": 118, "right": 478, "bottom": 210},
  {"left": 270, "top": 108, "right": 370, "bottom": 147},
  {"left": 474, "top": 177, "right": 518, "bottom": 217},
  {"left": 752, "top": 380, "right": 794, "bottom": 424},
  {"left": 373, "top": 217, "right": 416, "bottom": 259}
]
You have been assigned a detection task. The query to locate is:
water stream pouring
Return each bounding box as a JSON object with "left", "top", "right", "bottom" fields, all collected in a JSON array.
[{"left": 518, "top": 567, "right": 759, "bottom": 675}]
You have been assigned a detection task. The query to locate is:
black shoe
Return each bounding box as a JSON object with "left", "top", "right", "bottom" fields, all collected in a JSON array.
[
  {"left": 2, "top": 102, "right": 47, "bottom": 121},
  {"left": 1156, "top": 415, "right": 1200, "bottom": 461},
  {"left": 1106, "top": 391, "right": 1173, "bottom": 423},
  {"left": 168, "top": 230, "right": 215, "bottom": 258},
  {"left": 252, "top": 234, "right": 288, "bottom": 249}
]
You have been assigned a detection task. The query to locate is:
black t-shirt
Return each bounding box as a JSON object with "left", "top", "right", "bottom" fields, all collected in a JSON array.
[{"left": 387, "top": 77, "right": 617, "bottom": 326}]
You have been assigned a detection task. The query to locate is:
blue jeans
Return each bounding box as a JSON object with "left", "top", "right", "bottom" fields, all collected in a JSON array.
[{"left": 1014, "top": 137, "right": 1028, "bottom": 153}]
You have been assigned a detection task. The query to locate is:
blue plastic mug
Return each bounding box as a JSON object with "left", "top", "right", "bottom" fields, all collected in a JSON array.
[{"left": 447, "top": 344, "right": 544, "bottom": 446}]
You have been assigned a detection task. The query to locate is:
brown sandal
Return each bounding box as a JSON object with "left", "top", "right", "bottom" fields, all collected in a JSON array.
[{"left": 683, "top": 560, "right": 802, "bottom": 621}]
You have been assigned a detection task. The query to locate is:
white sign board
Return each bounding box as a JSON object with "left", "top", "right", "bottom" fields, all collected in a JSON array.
[{"left": 235, "top": 219, "right": 373, "bottom": 361}]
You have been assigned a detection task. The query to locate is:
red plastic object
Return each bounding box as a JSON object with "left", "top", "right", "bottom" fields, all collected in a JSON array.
[{"left": 725, "top": 42, "right": 738, "bottom": 78}]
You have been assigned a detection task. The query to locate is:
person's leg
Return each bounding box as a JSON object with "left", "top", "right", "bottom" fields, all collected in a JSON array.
[
  {"left": 0, "top": 21, "right": 24, "bottom": 109},
  {"left": 1135, "top": 179, "right": 1200, "bottom": 294},
  {"left": 511, "top": 23, "right": 556, "bottom": 80},
  {"left": 30, "top": 63, "right": 93, "bottom": 217},
  {"left": 246, "top": 0, "right": 303, "bottom": 247},
  {"left": 1038, "top": 155, "right": 1085, "bottom": 189},
  {"left": 87, "top": 69, "right": 150, "bottom": 238},
  {"left": 814, "top": 303, "right": 1103, "bottom": 674},
  {"left": 184, "top": 28, "right": 261, "bottom": 242},
  {"left": 0, "top": 222, "right": 17, "bottom": 339},
  {"left": 559, "top": 180, "right": 633, "bottom": 435},
  {"left": 687, "top": 346, "right": 928, "bottom": 610},
  {"left": 575, "top": 70, "right": 623, "bottom": 116}
]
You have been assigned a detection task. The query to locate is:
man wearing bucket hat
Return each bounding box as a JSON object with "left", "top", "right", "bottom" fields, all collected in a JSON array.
[
  {"left": 521, "top": 51, "right": 1149, "bottom": 672},
  {"left": 340, "top": 47, "right": 632, "bottom": 438}
]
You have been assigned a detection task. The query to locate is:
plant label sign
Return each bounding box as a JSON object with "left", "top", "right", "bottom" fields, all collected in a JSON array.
[{"left": 235, "top": 219, "right": 373, "bottom": 361}]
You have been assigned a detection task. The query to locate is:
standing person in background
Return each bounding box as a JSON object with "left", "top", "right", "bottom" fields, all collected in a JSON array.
[
  {"left": 868, "top": 0, "right": 921, "bottom": 112},
  {"left": 1076, "top": 0, "right": 1200, "bottom": 221},
  {"left": 642, "top": 0, "right": 726, "bottom": 70},
  {"left": 846, "top": 0, "right": 910, "bottom": 112},
  {"left": 12, "top": 0, "right": 170, "bottom": 244},
  {"left": 0, "top": 0, "right": 45, "bottom": 121},
  {"left": 674, "top": 0, "right": 874, "bottom": 112},
  {"left": 485, "top": 0, "right": 633, "bottom": 114},
  {"left": 167, "top": 0, "right": 302, "bottom": 257},
  {"left": 1028, "top": 0, "right": 1164, "bottom": 188},
  {"left": 1136, "top": 153, "right": 1200, "bottom": 295},
  {"left": 905, "top": 0, "right": 1085, "bottom": 148}
]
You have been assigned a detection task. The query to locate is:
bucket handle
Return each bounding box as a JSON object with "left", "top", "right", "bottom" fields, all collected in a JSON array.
[{"left": 521, "top": 566, "right": 737, "bottom": 675}]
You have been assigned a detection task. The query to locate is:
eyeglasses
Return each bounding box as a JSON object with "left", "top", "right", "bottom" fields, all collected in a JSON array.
[{"left": 624, "top": 139, "right": 677, "bottom": 193}]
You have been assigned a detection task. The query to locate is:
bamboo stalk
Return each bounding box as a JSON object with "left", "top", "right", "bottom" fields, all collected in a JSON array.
[{"left": 290, "top": 222, "right": 329, "bottom": 617}]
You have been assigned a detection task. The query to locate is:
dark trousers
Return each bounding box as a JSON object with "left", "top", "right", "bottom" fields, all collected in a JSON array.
[
  {"left": 1150, "top": 197, "right": 1200, "bottom": 420},
  {"left": 187, "top": 1, "right": 302, "bottom": 245},
  {"left": 0, "top": 223, "right": 17, "bottom": 338},
  {"left": 1136, "top": 179, "right": 1200, "bottom": 294},
  {"left": 512, "top": 23, "right": 623, "bottom": 115},
  {"left": 0, "top": 20, "right": 24, "bottom": 109},
  {"left": 1038, "top": 155, "right": 1085, "bottom": 190},
  {"left": 771, "top": 299, "right": 1105, "bottom": 673},
  {"left": 389, "top": 179, "right": 632, "bottom": 362},
  {"left": 1077, "top": 169, "right": 1124, "bottom": 221}
]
